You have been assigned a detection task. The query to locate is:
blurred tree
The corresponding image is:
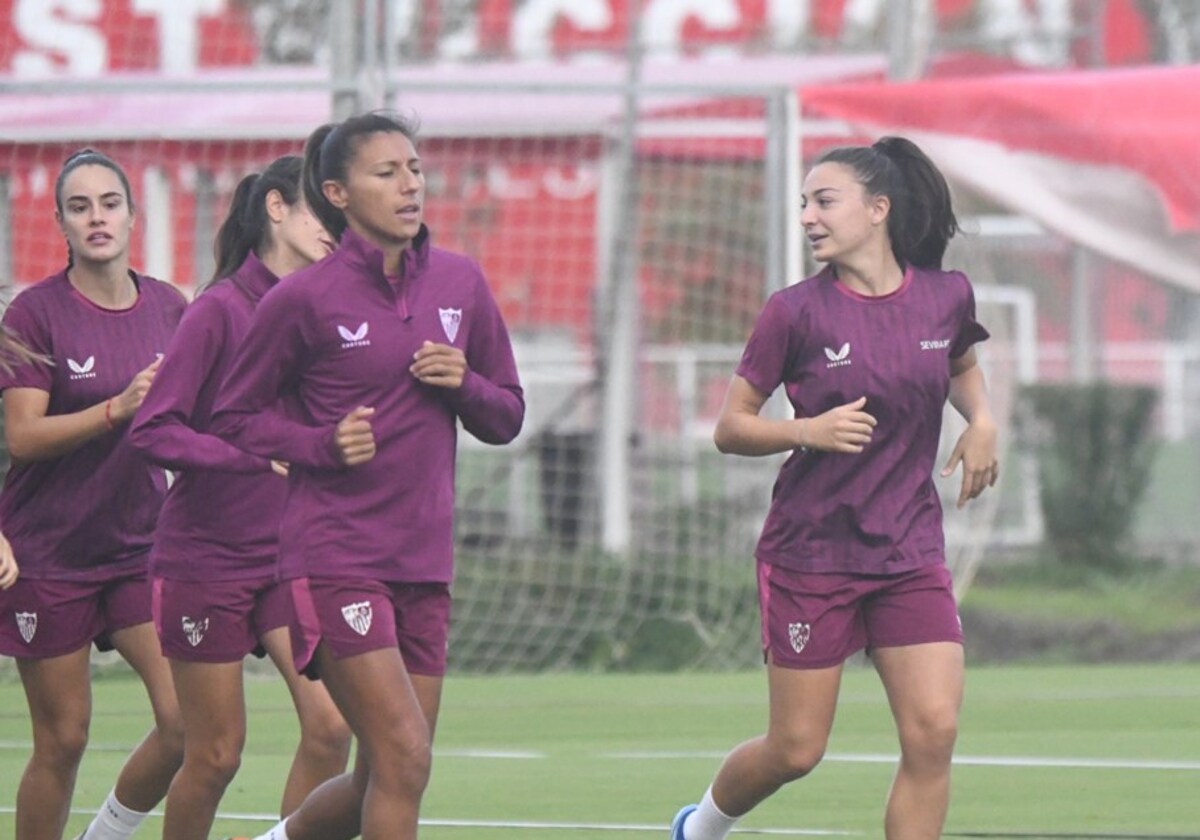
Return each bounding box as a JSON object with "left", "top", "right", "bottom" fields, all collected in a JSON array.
[{"left": 1019, "top": 383, "right": 1160, "bottom": 574}]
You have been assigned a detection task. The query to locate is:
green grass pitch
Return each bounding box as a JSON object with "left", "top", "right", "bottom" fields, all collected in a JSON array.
[{"left": 2, "top": 663, "right": 1198, "bottom": 838}]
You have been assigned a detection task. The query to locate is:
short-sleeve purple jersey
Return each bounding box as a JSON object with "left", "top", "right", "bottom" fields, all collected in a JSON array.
[
  {"left": 0, "top": 270, "right": 187, "bottom": 581},
  {"left": 129, "top": 254, "right": 294, "bottom": 582},
  {"left": 211, "top": 226, "right": 524, "bottom": 584},
  {"left": 738, "top": 265, "right": 989, "bottom": 575}
]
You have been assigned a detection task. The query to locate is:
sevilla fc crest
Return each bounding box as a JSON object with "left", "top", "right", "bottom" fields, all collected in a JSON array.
[
  {"left": 182, "top": 616, "right": 209, "bottom": 648},
  {"left": 439, "top": 308, "right": 462, "bottom": 343},
  {"left": 15, "top": 611, "right": 37, "bottom": 644},
  {"left": 342, "top": 601, "right": 373, "bottom": 636},
  {"left": 788, "top": 622, "right": 811, "bottom": 654}
]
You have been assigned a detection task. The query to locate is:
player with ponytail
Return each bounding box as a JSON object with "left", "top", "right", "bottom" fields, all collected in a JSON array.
[
  {"left": 129, "top": 154, "right": 350, "bottom": 840},
  {"left": 671, "top": 136, "right": 998, "bottom": 840},
  {"left": 212, "top": 111, "right": 524, "bottom": 840}
]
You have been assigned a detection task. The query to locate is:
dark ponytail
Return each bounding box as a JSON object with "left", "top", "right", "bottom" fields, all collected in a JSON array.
[
  {"left": 303, "top": 124, "right": 344, "bottom": 242},
  {"left": 303, "top": 111, "right": 420, "bottom": 244},
  {"left": 207, "top": 155, "right": 304, "bottom": 289},
  {"left": 816, "top": 136, "right": 958, "bottom": 269}
]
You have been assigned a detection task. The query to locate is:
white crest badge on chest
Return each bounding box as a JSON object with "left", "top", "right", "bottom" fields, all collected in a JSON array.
[{"left": 439, "top": 307, "right": 463, "bottom": 343}]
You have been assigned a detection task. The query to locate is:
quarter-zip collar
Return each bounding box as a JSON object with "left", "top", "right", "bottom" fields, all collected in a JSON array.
[
  {"left": 336, "top": 225, "right": 432, "bottom": 282},
  {"left": 336, "top": 226, "right": 432, "bottom": 322},
  {"left": 229, "top": 251, "right": 280, "bottom": 304}
]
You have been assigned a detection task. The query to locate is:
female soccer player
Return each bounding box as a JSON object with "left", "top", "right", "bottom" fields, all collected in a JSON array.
[
  {"left": 128, "top": 155, "right": 351, "bottom": 840},
  {"left": 0, "top": 149, "right": 187, "bottom": 840},
  {"left": 670, "top": 137, "right": 998, "bottom": 840},
  {"left": 211, "top": 112, "right": 524, "bottom": 840}
]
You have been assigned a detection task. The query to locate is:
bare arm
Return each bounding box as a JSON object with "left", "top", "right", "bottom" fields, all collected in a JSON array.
[
  {"left": 712, "top": 375, "right": 877, "bottom": 457},
  {"left": 940, "top": 346, "right": 999, "bottom": 508},
  {"left": 0, "top": 532, "right": 17, "bottom": 590},
  {"left": 4, "top": 356, "right": 160, "bottom": 462}
]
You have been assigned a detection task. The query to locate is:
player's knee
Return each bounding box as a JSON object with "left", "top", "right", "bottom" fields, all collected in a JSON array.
[
  {"left": 147, "top": 692, "right": 187, "bottom": 759},
  {"left": 370, "top": 727, "right": 433, "bottom": 794},
  {"left": 899, "top": 709, "right": 958, "bottom": 764},
  {"left": 299, "top": 704, "right": 352, "bottom": 760},
  {"left": 766, "top": 733, "right": 827, "bottom": 781},
  {"left": 189, "top": 738, "right": 243, "bottom": 790},
  {"left": 155, "top": 713, "right": 187, "bottom": 760},
  {"left": 37, "top": 717, "right": 90, "bottom": 768}
]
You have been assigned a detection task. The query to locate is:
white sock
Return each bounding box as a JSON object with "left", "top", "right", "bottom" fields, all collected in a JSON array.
[
  {"left": 253, "top": 819, "right": 290, "bottom": 840},
  {"left": 685, "top": 786, "right": 739, "bottom": 840},
  {"left": 79, "top": 790, "right": 148, "bottom": 840}
]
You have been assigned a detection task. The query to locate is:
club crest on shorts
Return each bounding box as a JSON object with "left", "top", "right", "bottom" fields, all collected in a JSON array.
[
  {"left": 181, "top": 616, "right": 208, "bottom": 647},
  {"left": 15, "top": 611, "right": 37, "bottom": 644},
  {"left": 438, "top": 308, "right": 462, "bottom": 343},
  {"left": 788, "top": 622, "right": 811, "bottom": 654},
  {"left": 341, "top": 601, "right": 373, "bottom": 636}
]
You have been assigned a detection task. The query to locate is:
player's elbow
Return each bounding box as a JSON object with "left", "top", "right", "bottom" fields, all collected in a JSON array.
[
  {"left": 206, "top": 409, "right": 240, "bottom": 441},
  {"left": 126, "top": 418, "right": 154, "bottom": 456},
  {"left": 713, "top": 417, "right": 738, "bottom": 454},
  {"left": 4, "top": 434, "right": 32, "bottom": 463},
  {"left": 473, "top": 413, "right": 523, "bottom": 446},
  {"left": 5, "top": 422, "right": 43, "bottom": 463}
]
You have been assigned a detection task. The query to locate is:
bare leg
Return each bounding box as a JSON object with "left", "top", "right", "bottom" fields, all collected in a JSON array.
[
  {"left": 873, "top": 642, "right": 964, "bottom": 840},
  {"left": 260, "top": 626, "right": 352, "bottom": 815},
  {"left": 160, "top": 659, "right": 245, "bottom": 840},
  {"left": 707, "top": 661, "right": 843, "bottom": 818},
  {"left": 281, "top": 646, "right": 444, "bottom": 840},
  {"left": 105, "top": 621, "right": 186, "bottom": 811},
  {"left": 14, "top": 647, "right": 92, "bottom": 840}
]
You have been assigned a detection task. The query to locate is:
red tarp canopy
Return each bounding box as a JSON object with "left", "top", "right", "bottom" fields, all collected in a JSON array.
[{"left": 799, "top": 64, "right": 1200, "bottom": 290}]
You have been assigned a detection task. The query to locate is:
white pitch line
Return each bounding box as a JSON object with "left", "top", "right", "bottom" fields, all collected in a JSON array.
[
  {"left": 0, "top": 741, "right": 547, "bottom": 760},
  {"left": 0, "top": 808, "right": 856, "bottom": 835},
  {"left": 601, "top": 751, "right": 1200, "bottom": 771},
  {"left": 419, "top": 819, "right": 855, "bottom": 835},
  {"left": 4, "top": 741, "right": 1196, "bottom": 771},
  {"left": 436, "top": 748, "right": 548, "bottom": 759}
]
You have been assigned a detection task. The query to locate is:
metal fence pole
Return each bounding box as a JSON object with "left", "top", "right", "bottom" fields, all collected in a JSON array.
[
  {"left": 330, "top": 0, "right": 362, "bottom": 119},
  {"left": 598, "top": 0, "right": 644, "bottom": 553}
]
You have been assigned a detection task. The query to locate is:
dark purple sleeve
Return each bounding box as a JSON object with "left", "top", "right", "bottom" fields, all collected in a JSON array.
[
  {"left": 129, "top": 296, "right": 272, "bottom": 474},
  {"left": 443, "top": 274, "right": 524, "bottom": 445},
  {"left": 735, "top": 293, "right": 794, "bottom": 398},
  {"left": 209, "top": 285, "right": 342, "bottom": 468},
  {"left": 0, "top": 293, "right": 54, "bottom": 393},
  {"left": 949, "top": 272, "right": 990, "bottom": 359}
]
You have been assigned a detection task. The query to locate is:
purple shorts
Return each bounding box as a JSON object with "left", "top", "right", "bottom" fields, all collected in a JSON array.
[
  {"left": 153, "top": 575, "right": 294, "bottom": 663},
  {"left": 758, "top": 561, "right": 963, "bottom": 670},
  {"left": 289, "top": 577, "right": 451, "bottom": 679},
  {"left": 0, "top": 573, "right": 152, "bottom": 659}
]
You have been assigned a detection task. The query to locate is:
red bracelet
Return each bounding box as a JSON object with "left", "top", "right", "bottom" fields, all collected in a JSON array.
[{"left": 104, "top": 398, "right": 115, "bottom": 431}]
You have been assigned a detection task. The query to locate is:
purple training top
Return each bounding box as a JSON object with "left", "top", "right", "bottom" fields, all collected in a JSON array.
[
  {"left": 738, "top": 264, "right": 989, "bottom": 575},
  {"left": 211, "top": 226, "right": 524, "bottom": 584},
  {"left": 130, "top": 253, "right": 295, "bottom": 582},
  {"left": 0, "top": 270, "right": 187, "bottom": 581}
]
